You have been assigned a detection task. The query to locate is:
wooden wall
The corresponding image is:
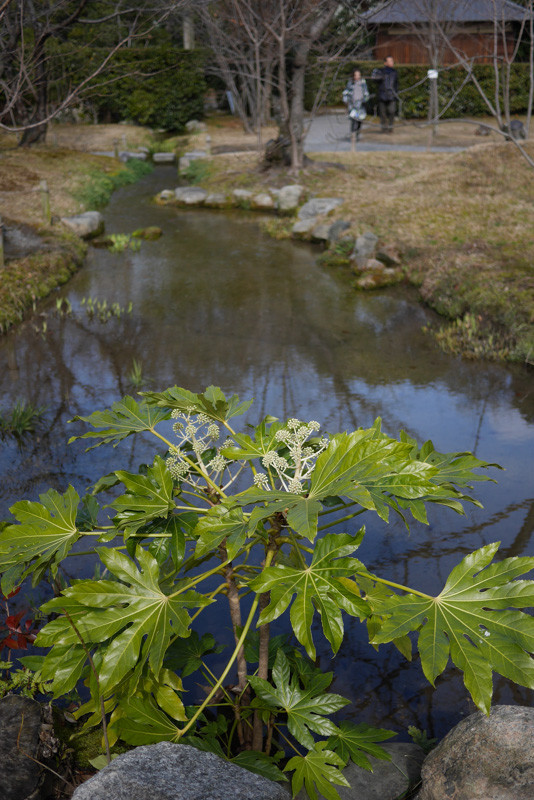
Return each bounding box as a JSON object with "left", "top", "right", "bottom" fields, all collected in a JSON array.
[{"left": 374, "top": 28, "right": 518, "bottom": 64}]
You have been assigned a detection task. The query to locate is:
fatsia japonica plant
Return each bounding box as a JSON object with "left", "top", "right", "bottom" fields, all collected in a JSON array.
[{"left": 1, "top": 385, "right": 534, "bottom": 799}]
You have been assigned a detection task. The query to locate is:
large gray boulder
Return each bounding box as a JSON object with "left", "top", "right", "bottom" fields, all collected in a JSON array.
[
  {"left": 61, "top": 211, "right": 104, "bottom": 239},
  {"left": 232, "top": 189, "right": 253, "bottom": 205},
  {"left": 277, "top": 184, "right": 305, "bottom": 212},
  {"left": 174, "top": 187, "right": 208, "bottom": 205},
  {"left": 297, "top": 197, "right": 343, "bottom": 220},
  {"left": 0, "top": 695, "right": 55, "bottom": 800},
  {"left": 251, "top": 193, "right": 276, "bottom": 210},
  {"left": 72, "top": 742, "right": 289, "bottom": 800},
  {"left": 417, "top": 705, "right": 534, "bottom": 800},
  {"left": 296, "top": 743, "right": 424, "bottom": 800},
  {"left": 352, "top": 231, "right": 379, "bottom": 268},
  {"left": 291, "top": 217, "right": 317, "bottom": 237}
]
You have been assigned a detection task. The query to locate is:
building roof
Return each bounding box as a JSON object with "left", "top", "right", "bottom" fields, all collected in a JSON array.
[{"left": 363, "top": 0, "right": 530, "bottom": 24}]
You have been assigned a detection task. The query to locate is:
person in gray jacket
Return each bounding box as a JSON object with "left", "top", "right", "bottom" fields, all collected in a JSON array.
[{"left": 342, "top": 68, "right": 370, "bottom": 150}]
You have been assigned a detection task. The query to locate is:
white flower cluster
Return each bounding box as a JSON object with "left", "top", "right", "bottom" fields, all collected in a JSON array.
[
  {"left": 165, "top": 408, "right": 223, "bottom": 486},
  {"left": 254, "top": 418, "right": 329, "bottom": 494}
]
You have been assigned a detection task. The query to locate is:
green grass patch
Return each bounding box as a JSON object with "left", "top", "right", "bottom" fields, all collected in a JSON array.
[
  {"left": 181, "top": 159, "right": 213, "bottom": 185},
  {"left": 74, "top": 158, "right": 153, "bottom": 209}
]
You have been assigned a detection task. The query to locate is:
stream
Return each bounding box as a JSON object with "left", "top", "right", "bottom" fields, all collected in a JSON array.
[{"left": 0, "top": 165, "right": 533, "bottom": 739}]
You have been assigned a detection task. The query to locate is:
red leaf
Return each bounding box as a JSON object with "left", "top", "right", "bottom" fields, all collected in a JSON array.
[
  {"left": 4, "top": 636, "right": 21, "bottom": 649},
  {"left": 6, "top": 610, "right": 26, "bottom": 631}
]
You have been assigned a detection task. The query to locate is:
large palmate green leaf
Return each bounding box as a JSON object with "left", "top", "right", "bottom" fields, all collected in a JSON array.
[
  {"left": 250, "top": 532, "right": 369, "bottom": 658},
  {"left": 400, "top": 433, "right": 500, "bottom": 487},
  {"left": 284, "top": 741, "right": 349, "bottom": 800},
  {"left": 220, "top": 417, "right": 284, "bottom": 461},
  {"left": 193, "top": 504, "right": 248, "bottom": 560},
  {"left": 371, "top": 542, "right": 534, "bottom": 714},
  {"left": 36, "top": 547, "right": 210, "bottom": 693},
  {"left": 69, "top": 395, "right": 170, "bottom": 449},
  {"left": 141, "top": 385, "right": 253, "bottom": 423},
  {"left": 0, "top": 486, "right": 81, "bottom": 593},
  {"left": 235, "top": 430, "right": 460, "bottom": 540},
  {"left": 250, "top": 651, "right": 349, "bottom": 750},
  {"left": 111, "top": 456, "right": 176, "bottom": 534},
  {"left": 235, "top": 488, "right": 322, "bottom": 542},
  {"left": 326, "top": 721, "right": 395, "bottom": 770},
  {"left": 231, "top": 752, "right": 286, "bottom": 783},
  {"left": 39, "top": 643, "right": 88, "bottom": 697},
  {"left": 117, "top": 696, "right": 183, "bottom": 744}
]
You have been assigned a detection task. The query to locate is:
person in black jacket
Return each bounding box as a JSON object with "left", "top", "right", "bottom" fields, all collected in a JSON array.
[{"left": 373, "top": 56, "right": 398, "bottom": 133}]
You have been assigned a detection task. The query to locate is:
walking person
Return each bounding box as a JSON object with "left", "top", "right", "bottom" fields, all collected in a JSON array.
[
  {"left": 373, "top": 56, "right": 398, "bottom": 133},
  {"left": 342, "top": 68, "right": 370, "bottom": 151}
]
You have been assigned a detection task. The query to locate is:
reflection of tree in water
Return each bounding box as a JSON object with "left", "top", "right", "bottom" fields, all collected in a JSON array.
[
  {"left": 0, "top": 201, "right": 532, "bottom": 736},
  {"left": 0, "top": 310, "right": 151, "bottom": 516}
]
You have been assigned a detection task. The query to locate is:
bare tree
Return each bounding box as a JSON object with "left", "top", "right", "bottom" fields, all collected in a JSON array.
[
  {"left": 435, "top": 0, "right": 534, "bottom": 150},
  {"left": 400, "top": 0, "right": 466, "bottom": 141},
  {"left": 198, "top": 0, "right": 377, "bottom": 170},
  {"left": 0, "top": 0, "right": 190, "bottom": 145}
]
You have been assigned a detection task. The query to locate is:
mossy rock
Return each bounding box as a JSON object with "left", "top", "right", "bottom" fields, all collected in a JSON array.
[{"left": 131, "top": 226, "right": 163, "bottom": 241}]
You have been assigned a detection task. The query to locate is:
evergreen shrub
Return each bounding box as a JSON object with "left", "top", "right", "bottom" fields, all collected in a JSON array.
[
  {"left": 50, "top": 46, "right": 206, "bottom": 131},
  {"left": 307, "top": 61, "right": 532, "bottom": 118}
]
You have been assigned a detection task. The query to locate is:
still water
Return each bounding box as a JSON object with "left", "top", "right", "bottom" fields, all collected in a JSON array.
[{"left": 1, "top": 166, "right": 533, "bottom": 739}]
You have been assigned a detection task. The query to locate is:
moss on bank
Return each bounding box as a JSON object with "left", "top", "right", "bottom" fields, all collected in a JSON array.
[
  {"left": 403, "top": 246, "right": 534, "bottom": 365},
  {"left": 0, "top": 153, "right": 153, "bottom": 335},
  {"left": 0, "top": 228, "right": 87, "bottom": 333}
]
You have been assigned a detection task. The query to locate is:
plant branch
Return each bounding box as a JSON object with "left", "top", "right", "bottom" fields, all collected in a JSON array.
[
  {"left": 62, "top": 609, "right": 111, "bottom": 764},
  {"left": 178, "top": 549, "right": 275, "bottom": 738}
]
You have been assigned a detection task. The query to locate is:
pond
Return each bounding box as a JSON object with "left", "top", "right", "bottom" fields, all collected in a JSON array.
[{"left": 0, "top": 166, "right": 533, "bottom": 740}]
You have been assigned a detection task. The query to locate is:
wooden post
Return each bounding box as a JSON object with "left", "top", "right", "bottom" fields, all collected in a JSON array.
[
  {"left": 0, "top": 213, "right": 4, "bottom": 268},
  {"left": 40, "top": 180, "right": 51, "bottom": 225},
  {"left": 113, "top": 139, "right": 120, "bottom": 159}
]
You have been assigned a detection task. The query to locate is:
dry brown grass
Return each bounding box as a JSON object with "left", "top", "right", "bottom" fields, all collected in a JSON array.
[
  {"left": 192, "top": 136, "right": 534, "bottom": 271},
  {"left": 1, "top": 117, "right": 533, "bottom": 267},
  {"left": 0, "top": 138, "right": 130, "bottom": 226}
]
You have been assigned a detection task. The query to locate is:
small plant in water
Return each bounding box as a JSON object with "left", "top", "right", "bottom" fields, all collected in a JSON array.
[
  {"left": 55, "top": 297, "right": 72, "bottom": 316},
  {"left": 108, "top": 234, "right": 141, "bottom": 254},
  {"left": 0, "top": 401, "right": 46, "bottom": 440},
  {"left": 0, "top": 386, "right": 533, "bottom": 798},
  {"left": 127, "top": 359, "right": 150, "bottom": 388},
  {"left": 81, "top": 297, "right": 133, "bottom": 323}
]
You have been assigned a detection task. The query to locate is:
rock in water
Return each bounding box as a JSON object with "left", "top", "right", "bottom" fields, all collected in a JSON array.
[
  {"left": 72, "top": 741, "right": 289, "bottom": 800},
  {"left": 417, "top": 705, "right": 534, "bottom": 800},
  {"left": 0, "top": 695, "right": 47, "bottom": 800}
]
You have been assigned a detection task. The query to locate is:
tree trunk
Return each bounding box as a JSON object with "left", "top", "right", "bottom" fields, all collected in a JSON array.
[{"left": 19, "top": 56, "right": 48, "bottom": 146}]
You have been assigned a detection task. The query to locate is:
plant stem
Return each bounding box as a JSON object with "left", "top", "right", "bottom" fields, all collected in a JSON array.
[
  {"left": 252, "top": 590, "right": 270, "bottom": 751},
  {"left": 318, "top": 500, "right": 359, "bottom": 517},
  {"left": 151, "top": 428, "right": 227, "bottom": 498},
  {"left": 62, "top": 609, "right": 111, "bottom": 764},
  {"left": 225, "top": 562, "right": 248, "bottom": 692},
  {"left": 355, "top": 570, "right": 432, "bottom": 600},
  {"left": 318, "top": 508, "right": 366, "bottom": 532},
  {"left": 273, "top": 724, "right": 304, "bottom": 756},
  {"left": 289, "top": 530, "right": 307, "bottom": 569},
  {"left": 178, "top": 549, "right": 275, "bottom": 737},
  {"left": 190, "top": 584, "right": 226, "bottom": 623},
  {"left": 168, "top": 558, "right": 233, "bottom": 598}
]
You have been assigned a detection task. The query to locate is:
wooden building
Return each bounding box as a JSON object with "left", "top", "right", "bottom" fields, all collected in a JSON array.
[{"left": 363, "top": 0, "right": 530, "bottom": 64}]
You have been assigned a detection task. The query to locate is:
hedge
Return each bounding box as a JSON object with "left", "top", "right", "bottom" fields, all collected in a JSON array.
[
  {"left": 49, "top": 46, "right": 206, "bottom": 131},
  {"left": 306, "top": 61, "right": 533, "bottom": 118}
]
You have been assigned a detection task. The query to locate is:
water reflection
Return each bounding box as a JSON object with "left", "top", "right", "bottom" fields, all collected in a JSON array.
[{"left": 0, "top": 166, "right": 533, "bottom": 739}]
